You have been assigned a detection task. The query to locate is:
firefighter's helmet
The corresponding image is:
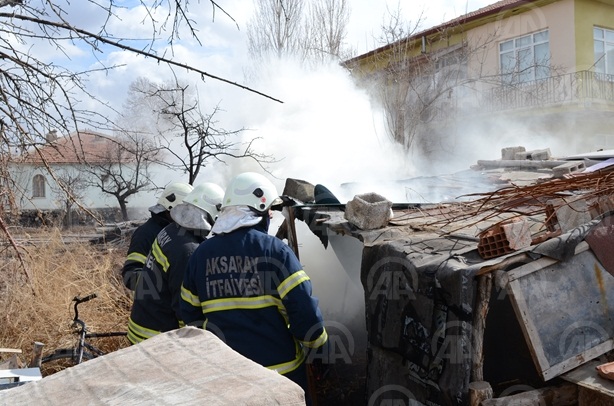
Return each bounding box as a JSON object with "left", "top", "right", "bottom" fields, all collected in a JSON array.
[
  {"left": 156, "top": 182, "right": 194, "bottom": 211},
  {"left": 222, "top": 172, "right": 282, "bottom": 212},
  {"left": 183, "top": 182, "right": 224, "bottom": 221}
]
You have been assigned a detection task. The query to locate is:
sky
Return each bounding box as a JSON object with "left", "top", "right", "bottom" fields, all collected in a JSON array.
[
  {"left": 79, "top": 0, "right": 498, "bottom": 198},
  {"left": 33, "top": 0, "right": 506, "bottom": 201}
]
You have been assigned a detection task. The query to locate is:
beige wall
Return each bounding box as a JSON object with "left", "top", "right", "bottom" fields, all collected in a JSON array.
[
  {"left": 576, "top": 0, "right": 614, "bottom": 70},
  {"left": 466, "top": 0, "right": 576, "bottom": 80}
]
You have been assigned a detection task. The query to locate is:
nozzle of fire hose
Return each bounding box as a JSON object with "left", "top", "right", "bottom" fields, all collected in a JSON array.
[{"left": 271, "top": 195, "right": 298, "bottom": 211}]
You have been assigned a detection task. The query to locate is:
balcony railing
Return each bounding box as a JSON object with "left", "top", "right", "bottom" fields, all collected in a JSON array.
[{"left": 481, "top": 70, "right": 614, "bottom": 113}]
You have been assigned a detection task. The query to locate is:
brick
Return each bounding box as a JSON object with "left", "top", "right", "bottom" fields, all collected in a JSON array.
[{"left": 478, "top": 218, "right": 531, "bottom": 259}]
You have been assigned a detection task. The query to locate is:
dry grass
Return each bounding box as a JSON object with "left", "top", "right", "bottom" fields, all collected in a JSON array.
[{"left": 0, "top": 228, "right": 132, "bottom": 376}]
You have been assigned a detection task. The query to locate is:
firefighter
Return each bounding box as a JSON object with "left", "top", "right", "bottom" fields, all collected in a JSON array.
[
  {"left": 127, "top": 182, "right": 224, "bottom": 344},
  {"left": 121, "top": 182, "right": 194, "bottom": 290},
  {"left": 180, "top": 172, "right": 327, "bottom": 405}
]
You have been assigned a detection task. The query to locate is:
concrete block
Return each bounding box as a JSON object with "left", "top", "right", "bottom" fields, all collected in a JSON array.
[
  {"left": 530, "top": 148, "right": 552, "bottom": 160},
  {"left": 501, "top": 146, "right": 526, "bottom": 160},
  {"left": 552, "top": 161, "right": 586, "bottom": 178},
  {"left": 514, "top": 151, "right": 532, "bottom": 160},
  {"left": 345, "top": 192, "right": 393, "bottom": 230}
]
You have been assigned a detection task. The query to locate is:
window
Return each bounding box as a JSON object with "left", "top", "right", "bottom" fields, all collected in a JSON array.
[
  {"left": 32, "top": 174, "right": 46, "bottom": 198},
  {"left": 499, "top": 30, "right": 550, "bottom": 85},
  {"left": 594, "top": 27, "right": 614, "bottom": 75}
]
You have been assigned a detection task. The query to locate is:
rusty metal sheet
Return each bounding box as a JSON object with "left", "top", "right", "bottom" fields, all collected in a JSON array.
[{"left": 585, "top": 217, "right": 614, "bottom": 278}]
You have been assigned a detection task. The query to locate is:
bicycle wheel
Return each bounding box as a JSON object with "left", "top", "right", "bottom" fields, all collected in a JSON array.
[
  {"left": 41, "top": 348, "right": 77, "bottom": 364},
  {"left": 40, "top": 349, "right": 95, "bottom": 376}
]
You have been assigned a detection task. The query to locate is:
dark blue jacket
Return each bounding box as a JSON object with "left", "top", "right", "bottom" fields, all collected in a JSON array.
[
  {"left": 128, "top": 223, "right": 205, "bottom": 344},
  {"left": 181, "top": 224, "right": 327, "bottom": 375},
  {"left": 121, "top": 212, "right": 171, "bottom": 290}
]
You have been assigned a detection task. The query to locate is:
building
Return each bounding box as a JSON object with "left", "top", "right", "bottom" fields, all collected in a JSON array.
[
  {"left": 343, "top": 0, "right": 614, "bottom": 159},
  {"left": 8, "top": 130, "right": 157, "bottom": 225}
]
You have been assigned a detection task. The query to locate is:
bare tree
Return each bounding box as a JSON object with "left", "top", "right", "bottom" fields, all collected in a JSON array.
[
  {"left": 0, "top": 0, "right": 281, "bottom": 282},
  {"left": 0, "top": 1, "right": 284, "bottom": 221},
  {"left": 127, "top": 77, "right": 275, "bottom": 185},
  {"left": 1, "top": 1, "right": 280, "bottom": 156},
  {"left": 304, "top": 0, "right": 351, "bottom": 63},
  {"left": 369, "top": 4, "right": 430, "bottom": 152},
  {"left": 83, "top": 132, "right": 161, "bottom": 221},
  {"left": 246, "top": 0, "right": 351, "bottom": 67},
  {"left": 247, "top": 0, "right": 306, "bottom": 62}
]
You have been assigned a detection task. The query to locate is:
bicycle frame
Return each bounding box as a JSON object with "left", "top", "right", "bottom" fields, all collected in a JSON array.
[{"left": 41, "top": 293, "right": 127, "bottom": 367}]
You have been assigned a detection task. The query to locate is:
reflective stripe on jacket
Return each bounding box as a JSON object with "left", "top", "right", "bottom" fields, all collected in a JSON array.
[
  {"left": 121, "top": 213, "right": 171, "bottom": 290},
  {"left": 180, "top": 225, "right": 327, "bottom": 373},
  {"left": 128, "top": 223, "right": 203, "bottom": 344}
]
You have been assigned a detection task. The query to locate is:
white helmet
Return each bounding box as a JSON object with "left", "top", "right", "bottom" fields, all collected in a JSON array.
[
  {"left": 156, "top": 182, "right": 194, "bottom": 211},
  {"left": 222, "top": 172, "right": 282, "bottom": 212},
  {"left": 183, "top": 182, "right": 224, "bottom": 221}
]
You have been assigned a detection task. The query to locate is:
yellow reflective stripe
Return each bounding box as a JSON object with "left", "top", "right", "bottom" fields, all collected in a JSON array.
[
  {"left": 126, "top": 252, "right": 147, "bottom": 264},
  {"left": 300, "top": 328, "right": 328, "bottom": 349},
  {"left": 201, "top": 295, "right": 282, "bottom": 314},
  {"left": 178, "top": 320, "right": 185, "bottom": 328},
  {"left": 266, "top": 349, "right": 306, "bottom": 375},
  {"left": 181, "top": 286, "right": 201, "bottom": 307},
  {"left": 151, "top": 239, "right": 170, "bottom": 273},
  {"left": 127, "top": 318, "right": 161, "bottom": 344},
  {"left": 277, "top": 270, "right": 310, "bottom": 299}
]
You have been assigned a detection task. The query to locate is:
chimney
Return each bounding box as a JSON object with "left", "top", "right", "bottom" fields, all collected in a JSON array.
[{"left": 46, "top": 129, "right": 58, "bottom": 143}]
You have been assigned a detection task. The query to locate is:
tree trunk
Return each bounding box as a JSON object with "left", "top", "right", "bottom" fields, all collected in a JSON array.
[
  {"left": 64, "top": 202, "right": 72, "bottom": 230},
  {"left": 119, "top": 200, "right": 129, "bottom": 221}
]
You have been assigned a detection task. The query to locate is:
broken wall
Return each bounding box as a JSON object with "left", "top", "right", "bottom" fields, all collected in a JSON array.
[{"left": 360, "top": 236, "right": 477, "bottom": 405}]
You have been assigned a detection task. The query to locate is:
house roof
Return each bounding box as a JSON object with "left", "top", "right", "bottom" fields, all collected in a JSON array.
[
  {"left": 22, "top": 131, "right": 124, "bottom": 165},
  {"left": 343, "top": 0, "right": 540, "bottom": 65}
]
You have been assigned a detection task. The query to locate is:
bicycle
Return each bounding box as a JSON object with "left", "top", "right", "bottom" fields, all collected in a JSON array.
[{"left": 39, "top": 293, "right": 128, "bottom": 370}]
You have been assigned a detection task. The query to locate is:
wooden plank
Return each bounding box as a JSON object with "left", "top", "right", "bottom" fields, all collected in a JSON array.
[
  {"left": 475, "top": 253, "right": 530, "bottom": 276},
  {"left": 506, "top": 241, "right": 589, "bottom": 282},
  {"left": 481, "top": 383, "right": 577, "bottom": 406},
  {"left": 469, "top": 381, "right": 493, "bottom": 406},
  {"left": 562, "top": 360, "right": 614, "bottom": 397},
  {"left": 506, "top": 278, "right": 550, "bottom": 372},
  {"left": 471, "top": 274, "right": 492, "bottom": 382},
  {"left": 0, "top": 349, "right": 22, "bottom": 354},
  {"left": 506, "top": 247, "right": 614, "bottom": 381},
  {"left": 543, "top": 340, "right": 614, "bottom": 381}
]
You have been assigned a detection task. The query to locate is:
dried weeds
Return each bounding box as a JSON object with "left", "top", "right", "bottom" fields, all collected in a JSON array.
[{"left": 0, "top": 228, "right": 131, "bottom": 375}]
